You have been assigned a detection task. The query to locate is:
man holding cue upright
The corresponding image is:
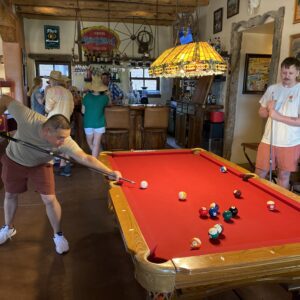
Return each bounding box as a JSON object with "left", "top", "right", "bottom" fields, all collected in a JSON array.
[
  {"left": 255, "top": 57, "right": 300, "bottom": 189},
  {"left": 0, "top": 95, "right": 121, "bottom": 254}
]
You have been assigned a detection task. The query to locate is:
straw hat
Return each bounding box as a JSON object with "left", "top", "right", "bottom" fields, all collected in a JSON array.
[
  {"left": 90, "top": 77, "right": 108, "bottom": 92},
  {"left": 49, "top": 70, "right": 65, "bottom": 82}
]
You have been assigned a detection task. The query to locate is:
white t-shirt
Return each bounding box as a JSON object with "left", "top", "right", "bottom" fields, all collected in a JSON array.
[
  {"left": 45, "top": 86, "right": 74, "bottom": 120},
  {"left": 260, "top": 83, "right": 300, "bottom": 147}
]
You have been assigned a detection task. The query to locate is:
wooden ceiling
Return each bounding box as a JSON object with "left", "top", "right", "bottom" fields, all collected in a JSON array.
[{"left": 11, "top": 0, "right": 209, "bottom": 26}]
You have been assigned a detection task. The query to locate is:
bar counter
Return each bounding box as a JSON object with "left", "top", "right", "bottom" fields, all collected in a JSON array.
[{"left": 104, "top": 104, "right": 169, "bottom": 151}]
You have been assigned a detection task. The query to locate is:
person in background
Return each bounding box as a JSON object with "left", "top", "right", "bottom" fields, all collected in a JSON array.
[
  {"left": 82, "top": 76, "right": 111, "bottom": 158},
  {"left": 0, "top": 94, "right": 121, "bottom": 254},
  {"left": 255, "top": 57, "right": 300, "bottom": 189},
  {"left": 27, "top": 77, "right": 45, "bottom": 115},
  {"left": 101, "top": 72, "right": 124, "bottom": 105},
  {"left": 45, "top": 71, "right": 74, "bottom": 176}
]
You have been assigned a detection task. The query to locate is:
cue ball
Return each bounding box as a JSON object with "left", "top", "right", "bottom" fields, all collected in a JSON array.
[
  {"left": 178, "top": 191, "right": 187, "bottom": 200},
  {"left": 140, "top": 180, "right": 148, "bottom": 189},
  {"left": 190, "top": 237, "right": 202, "bottom": 249},
  {"left": 267, "top": 200, "right": 276, "bottom": 211},
  {"left": 233, "top": 189, "right": 242, "bottom": 198}
]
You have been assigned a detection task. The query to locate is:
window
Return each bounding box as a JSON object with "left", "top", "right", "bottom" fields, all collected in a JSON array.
[
  {"left": 36, "top": 62, "right": 71, "bottom": 89},
  {"left": 130, "top": 68, "right": 160, "bottom": 97}
]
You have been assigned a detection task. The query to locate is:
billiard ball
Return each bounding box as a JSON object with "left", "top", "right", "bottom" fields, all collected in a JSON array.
[
  {"left": 208, "top": 227, "right": 219, "bottom": 239},
  {"left": 222, "top": 210, "right": 233, "bottom": 221},
  {"left": 220, "top": 166, "right": 227, "bottom": 173},
  {"left": 210, "top": 202, "right": 220, "bottom": 211},
  {"left": 229, "top": 206, "right": 238, "bottom": 217},
  {"left": 209, "top": 207, "right": 218, "bottom": 218},
  {"left": 199, "top": 207, "right": 208, "bottom": 217},
  {"left": 267, "top": 200, "right": 276, "bottom": 211},
  {"left": 214, "top": 223, "right": 223, "bottom": 234},
  {"left": 178, "top": 191, "right": 187, "bottom": 200},
  {"left": 233, "top": 189, "right": 242, "bottom": 198},
  {"left": 140, "top": 180, "right": 148, "bottom": 189},
  {"left": 190, "top": 237, "right": 202, "bottom": 249}
]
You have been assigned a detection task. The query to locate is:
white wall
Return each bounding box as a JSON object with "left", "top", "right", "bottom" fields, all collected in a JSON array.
[
  {"left": 23, "top": 19, "right": 173, "bottom": 104},
  {"left": 232, "top": 32, "right": 273, "bottom": 164},
  {"left": 197, "top": 0, "right": 300, "bottom": 163}
]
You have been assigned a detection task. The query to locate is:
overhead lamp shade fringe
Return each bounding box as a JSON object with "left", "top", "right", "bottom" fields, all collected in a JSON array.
[{"left": 149, "top": 42, "right": 227, "bottom": 78}]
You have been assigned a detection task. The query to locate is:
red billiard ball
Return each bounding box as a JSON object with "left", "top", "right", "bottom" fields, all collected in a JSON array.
[
  {"left": 199, "top": 207, "right": 208, "bottom": 217},
  {"left": 233, "top": 189, "right": 242, "bottom": 198}
]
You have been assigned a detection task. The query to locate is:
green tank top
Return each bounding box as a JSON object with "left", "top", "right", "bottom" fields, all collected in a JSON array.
[{"left": 83, "top": 93, "right": 109, "bottom": 128}]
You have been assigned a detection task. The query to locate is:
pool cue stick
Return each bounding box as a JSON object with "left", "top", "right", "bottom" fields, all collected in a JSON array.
[
  {"left": 0, "top": 132, "right": 135, "bottom": 184},
  {"left": 269, "top": 92, "right": 274, "bottom": 182}
]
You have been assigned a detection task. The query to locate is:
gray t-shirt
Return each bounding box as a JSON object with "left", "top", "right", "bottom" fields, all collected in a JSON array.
[{"left": 6, "top": 100, "right": 81, "bottom": 167}]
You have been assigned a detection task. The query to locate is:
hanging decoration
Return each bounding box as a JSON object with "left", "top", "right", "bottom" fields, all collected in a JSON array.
[
  {"left": 81, "top": 26, "right": 120, "bottom": 53},
  {"left": 149, "top": 41, "right": 227, "bottom": 78}
]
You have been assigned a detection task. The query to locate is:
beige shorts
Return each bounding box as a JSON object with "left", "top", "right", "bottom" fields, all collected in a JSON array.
[{"left": 255, "top": 142, "right": 300, "bottom": 172}]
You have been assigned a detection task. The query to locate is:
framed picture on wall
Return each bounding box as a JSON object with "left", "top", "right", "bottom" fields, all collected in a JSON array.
[
  {"left": 243, "top": 54, "right": 272, "bottom": 94},
  {"left": 227, "top": 0, "right": 239, "bottom": 18},
  {"left": 213, "top": 8, "right": 223, "bottom": 34},
  {"left": 294, "top": 0, "right": 300, "bottom": 23},
  {"left": 290, "top": 33, "right": 300, "bottom": 59},
  {"left": 44, "top": 25, "right": 60, "bottom": 49}
]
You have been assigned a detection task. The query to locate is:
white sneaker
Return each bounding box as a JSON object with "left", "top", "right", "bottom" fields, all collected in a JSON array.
[
  {"left": 0, "top": 225, "right": 16, "bottom": 244},
  {"left": 53, "top": 233, "right": 69, "bottom": 254}
]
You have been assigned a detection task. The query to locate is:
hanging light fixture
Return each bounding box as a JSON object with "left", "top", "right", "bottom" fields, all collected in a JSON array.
[
  {"left": 149, "top": 1, "right": 227, "bottom": 78},
  {"left": 149, "top": 42, "right": 227, "bottom": 78}
]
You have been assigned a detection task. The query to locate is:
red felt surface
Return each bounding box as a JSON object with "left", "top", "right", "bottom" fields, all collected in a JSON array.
[{"left": 107, "top": 150, "right": 300, "bottom": 261}]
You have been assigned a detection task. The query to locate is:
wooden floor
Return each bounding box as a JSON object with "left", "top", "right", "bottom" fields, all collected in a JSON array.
[{"left": 0, "top": 163, "right": 298, "bottom": 299}]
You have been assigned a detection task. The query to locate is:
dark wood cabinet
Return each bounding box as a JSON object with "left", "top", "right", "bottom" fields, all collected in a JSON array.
[{"left": 174, "top": 75, "right": 225, "bottom": 154}]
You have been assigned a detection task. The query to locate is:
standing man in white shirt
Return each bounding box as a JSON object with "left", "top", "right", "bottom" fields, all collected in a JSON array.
[{"left": 255, "top": 57, "right": 300, "bottom": 189}]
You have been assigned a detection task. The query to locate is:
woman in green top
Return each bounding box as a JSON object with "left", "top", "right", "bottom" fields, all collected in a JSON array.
[{"left": 82, "top": 78, "right": 111, "bottom": 157}]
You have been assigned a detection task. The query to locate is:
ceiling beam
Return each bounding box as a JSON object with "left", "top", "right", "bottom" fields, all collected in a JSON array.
[
  {"left": 16, "top": 6, "right": 177, "bottom": 21},
  {"left": 12, "top": 0, "right": 208, "bottom": 8},
  {"left": 22, "top": 14, "right": 173, "bottom": 26}
]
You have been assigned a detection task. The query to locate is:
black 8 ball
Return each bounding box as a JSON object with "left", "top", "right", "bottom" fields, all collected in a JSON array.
[{"left": 229, "top": 206, "right": 238, "bottom": 217}]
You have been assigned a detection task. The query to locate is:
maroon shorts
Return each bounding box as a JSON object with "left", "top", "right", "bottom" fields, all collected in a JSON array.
[
  {"left": 255, "top": 142, "right": 300, "bottom": 172},
  {"left": 1, "top": 154, "right": 55, "bottom": 194}
]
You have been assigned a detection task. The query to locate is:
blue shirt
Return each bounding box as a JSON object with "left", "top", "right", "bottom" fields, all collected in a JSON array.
[{"left": 108, "top": 82, "right": 124, "bottom": 105}]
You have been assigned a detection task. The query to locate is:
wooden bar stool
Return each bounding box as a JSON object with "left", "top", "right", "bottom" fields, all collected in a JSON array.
[
  {"left": 142, "top": 106, "right": 169, "bottom": 149},
  {"left": 103, "top": 106, "right": 130, "bottom": 151}
]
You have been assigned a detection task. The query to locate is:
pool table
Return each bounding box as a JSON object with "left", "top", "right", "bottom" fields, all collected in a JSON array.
[{"left": 99, "top": 149, "right": 300, "bottom": 299}]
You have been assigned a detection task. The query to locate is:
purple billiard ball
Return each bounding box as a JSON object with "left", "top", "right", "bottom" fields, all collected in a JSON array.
[{"left": 233, "top": 189, "right": 242, "bottom": 199}]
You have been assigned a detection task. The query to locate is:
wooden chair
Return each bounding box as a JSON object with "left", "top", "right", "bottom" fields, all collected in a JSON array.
[
  {"left": 142, "top": 106, "right": 169, "bottom": 149},
  {"left": 103, "top": 106, "right": 130, "bottom": 151}
]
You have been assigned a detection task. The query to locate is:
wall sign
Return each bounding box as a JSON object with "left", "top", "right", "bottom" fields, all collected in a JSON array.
[
  {"left": 81, "top": 26, "right": 120, "bottom": 53},
  {"left": 44, "top": 25, "right": 60, "bottom": 49}
]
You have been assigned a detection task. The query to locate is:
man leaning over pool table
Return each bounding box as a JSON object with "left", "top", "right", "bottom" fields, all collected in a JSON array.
[{"left": 0, "top": 94, "right": 122, "bottom": 254}]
